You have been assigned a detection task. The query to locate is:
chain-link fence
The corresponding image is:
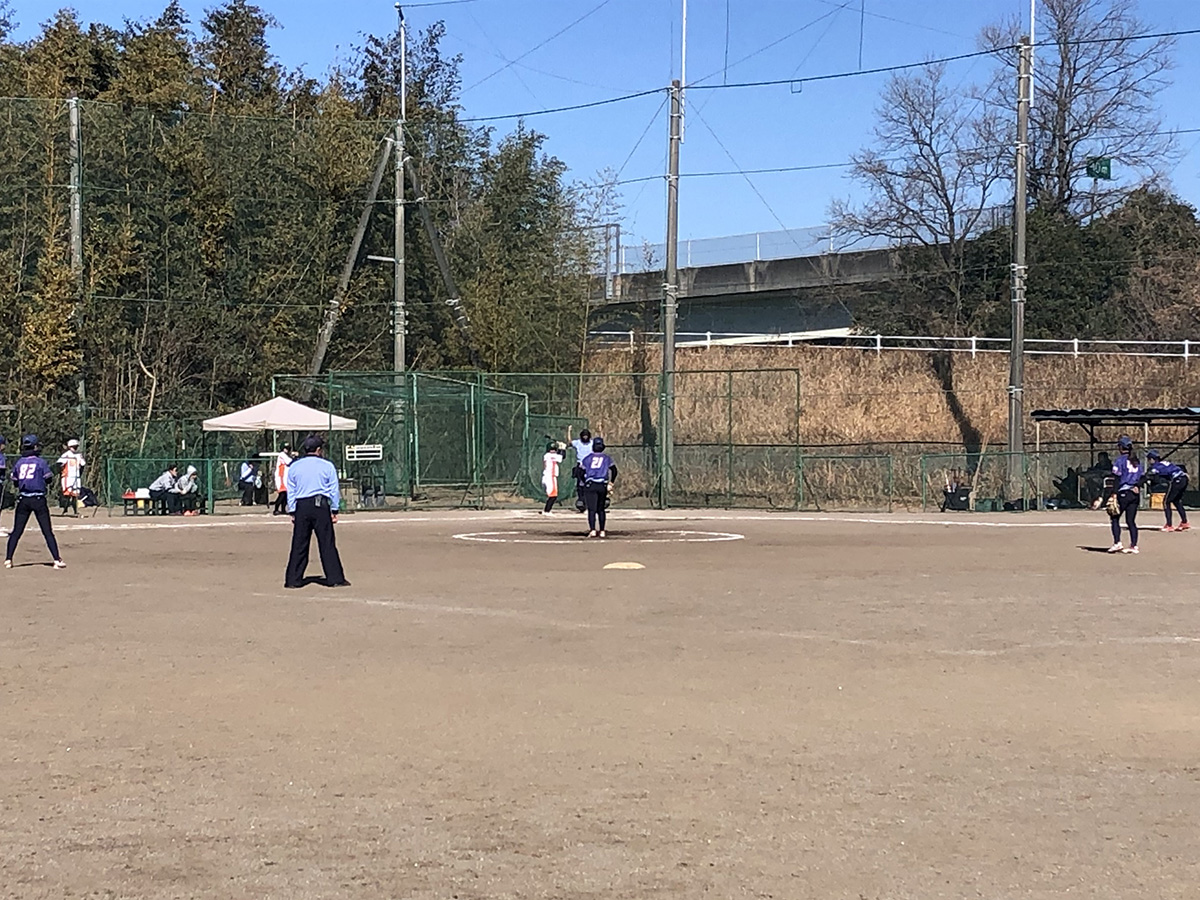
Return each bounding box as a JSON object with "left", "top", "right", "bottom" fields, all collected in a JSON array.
[{"left": 27, "top": 366, "right": 1200, "bottom": 515}]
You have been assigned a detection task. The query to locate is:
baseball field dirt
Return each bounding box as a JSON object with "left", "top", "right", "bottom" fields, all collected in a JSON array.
[{"left": 2, "top": 509, "right": 1199, "bottom": 898}]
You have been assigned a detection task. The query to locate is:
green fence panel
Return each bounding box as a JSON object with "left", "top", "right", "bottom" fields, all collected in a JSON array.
[{"left": 797, "top": 453, "right": 894, "bottom": 512}]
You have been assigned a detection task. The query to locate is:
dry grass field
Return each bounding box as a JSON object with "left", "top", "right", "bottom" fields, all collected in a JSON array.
[
  {"left": 584, "top": 345, "right": 1200, "bottom": 446},
  {"left": 3, "top": 507, "right": 1199, "bottom": 898}
]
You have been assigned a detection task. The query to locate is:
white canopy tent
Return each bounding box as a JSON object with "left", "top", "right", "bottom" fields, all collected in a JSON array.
[{"left": 202, "top": 397, "right": 357, "bottom": 433}]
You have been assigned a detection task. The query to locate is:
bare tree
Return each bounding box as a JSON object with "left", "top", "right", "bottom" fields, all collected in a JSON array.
[
  {"left": 830, "top": 62, "right": 1009, "bottom": 333},
  {"left": 982, "top": 0, "right": 1176, "bottom": 219}
]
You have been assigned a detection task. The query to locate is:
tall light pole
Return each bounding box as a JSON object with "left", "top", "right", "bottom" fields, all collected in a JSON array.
[
  {"left": 661, "top": 80, "right": 682, "bottom": 507},
  {"left": 1008, "top": 36, "right": 1032, "bottom": 492},
  {"left": 394, "top": 3, "right": 407, "bottom": 374},
  {"left": 659, "top": 0, "right": 687, "bottom": 507}
]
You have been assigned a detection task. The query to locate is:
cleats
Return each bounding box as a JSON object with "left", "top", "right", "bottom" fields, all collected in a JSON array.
[
  {"left": 598, "top": 530, "right": 606, "bottom": 538},
  {"left": 1179, "top": 522, "right": 1191, "bottom": 531},
  {"left": 53, "top": 559, "right": 67, "bottom": 569},
  {"left": 3, "top": 559, "right": 10, "bottom": 569},
  {"left": 1162, "top": 525, "right": 1175, "bottom": 532},
  {"left": 586, "top": 530, "right": 597, "bottom": 538},
  {"left": 1107, "top": 543, "right": 1123, "bottom": 554},
  {"left": 1122, "top": 546, "right": 1139, "bottom": 555}
]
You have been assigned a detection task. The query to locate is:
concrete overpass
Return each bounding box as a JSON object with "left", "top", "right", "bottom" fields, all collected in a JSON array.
[{"left": 595, "top": 240, "right": 899, "bottom": 335}]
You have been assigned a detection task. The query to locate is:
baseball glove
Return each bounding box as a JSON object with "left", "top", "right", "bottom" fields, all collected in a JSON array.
[{"left": 1105, "top": 493, "right": 1120, "bottom": 518}]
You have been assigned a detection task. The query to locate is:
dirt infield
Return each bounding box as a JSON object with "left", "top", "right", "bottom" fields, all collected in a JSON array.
[{"left": 3, "top": 509, "right": 1199, "bottom": 898}]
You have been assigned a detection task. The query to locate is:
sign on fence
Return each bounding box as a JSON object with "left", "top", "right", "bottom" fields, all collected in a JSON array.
[{"left": 345, "top": 444, "right": 384, "bottom": 461}]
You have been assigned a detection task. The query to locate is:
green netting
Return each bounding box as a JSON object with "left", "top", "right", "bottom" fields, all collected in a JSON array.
[
  {"left": 58, "top": 367, "right": 1200, "bottom": 514},
  {"left": 798, "top": 454, "right": 894, "bottom": 511},
  {"left": 272, "top": 372, "right": 532, "bottom": 508}
]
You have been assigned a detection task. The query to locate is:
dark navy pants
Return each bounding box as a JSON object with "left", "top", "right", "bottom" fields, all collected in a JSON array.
[
  {"left": 285, "top": 495, "right": 346, "bottom": 587},
  {"left": 7, "top": 494, "right": 61, "bottom": 561},
  {"left": 1164, "top": 475, "right": 1189, "bottom": 526},
  {"left": 1110, "top": 489, "right": 1139, "bottom": 546}
]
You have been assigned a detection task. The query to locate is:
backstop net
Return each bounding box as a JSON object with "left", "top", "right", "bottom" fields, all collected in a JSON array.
[{"left": 272, "top": 373, "right": 536, "bottom": 508}]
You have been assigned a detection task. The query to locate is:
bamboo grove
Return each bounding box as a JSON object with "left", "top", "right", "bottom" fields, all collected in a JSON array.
[{"left": 0, "top": 1, "right": 612, "bottom": 436}]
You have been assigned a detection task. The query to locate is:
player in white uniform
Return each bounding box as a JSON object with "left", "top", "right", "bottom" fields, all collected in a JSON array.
[
  {"left": 541, "top": 442, "right": 564, "bottom": 514},
  {"left": 56, "top": 438, "right": 86, "bottom": 516}
]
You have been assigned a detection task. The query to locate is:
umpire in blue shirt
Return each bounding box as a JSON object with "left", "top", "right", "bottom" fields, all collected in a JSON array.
[{"left": 283, "top": 435, "right": 349, "bottom": 588}]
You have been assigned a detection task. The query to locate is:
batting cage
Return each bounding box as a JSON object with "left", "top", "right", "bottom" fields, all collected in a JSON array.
[{"left": 271, "top": 372, "right": 549, "bottom": 509}]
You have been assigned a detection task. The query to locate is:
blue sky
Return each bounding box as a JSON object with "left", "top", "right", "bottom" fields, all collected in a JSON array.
[{"left": 10, "top": 1, "right": 1200, "bottom": 249}]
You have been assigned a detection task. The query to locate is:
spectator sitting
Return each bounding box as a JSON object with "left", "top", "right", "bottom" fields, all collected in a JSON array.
[
  {"left": 148, "top": 464, "right": 183, "bottom": 515},
  {"left": 239, "top": 456, "right": 260, "bottom": 506},
  {"left": 174, "top": 465, "right": 201, "bottom": 515}
]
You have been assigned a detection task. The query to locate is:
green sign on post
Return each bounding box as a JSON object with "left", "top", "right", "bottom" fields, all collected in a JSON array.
[{"left": 1086, "top": 157, "right": 1112, "bottom": 180}]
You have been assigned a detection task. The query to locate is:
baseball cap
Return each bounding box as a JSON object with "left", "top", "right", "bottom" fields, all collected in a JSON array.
[
  {"left": 67, "top": 438, "right": 80, "bottom": 448},
  {"left": 301, "top": 434, "right": 324, "bottom": 453},
  {"left": 1146, "top": 449, "right": 1160, "bottom": 460},
  {"left": 592, "top": 436, "right": 606, "bottom": 451}
]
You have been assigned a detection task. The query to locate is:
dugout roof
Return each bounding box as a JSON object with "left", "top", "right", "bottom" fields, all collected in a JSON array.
[{"left": 1030, "top": 407, "right": 1200, "bottom": 426}]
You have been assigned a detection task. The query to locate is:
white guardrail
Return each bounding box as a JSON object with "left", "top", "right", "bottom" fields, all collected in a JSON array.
[{"left": 588, "top": 331, "right": 1200, "bottom": 359}]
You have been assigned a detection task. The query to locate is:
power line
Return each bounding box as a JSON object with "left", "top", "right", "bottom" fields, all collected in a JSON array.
[
  {"left": 464, "top": 26, "right": 1200, "bottom": 124},
  {"left": 607, "top": 127, "right": 1200, "bottom": 186},
  {"left": 813, "top": 0, "right": 967, "bottom": 40},
  {"left": 687, "top": 103, "right": 823, "bottom": 268},
  {"left": 614, "top": 95, "right": 668, "bottom": 182},
  {"left": 459, "top": 87, "right": 663, "bottom": 123},
  {"left": 789, "top": 2, "right": 850, "bottom": 79},
  {"left": 1055, "top": 28, "right": 1200, "bottom": 49},
  {"left": 690, "top": 2, "right": 850, "bottom": 89},
  {"left": 463, "top": 0, "right": 615, "bottom": 94},
  {"left": 689, "top": 46, "right": 1003, "bottom": 93}
]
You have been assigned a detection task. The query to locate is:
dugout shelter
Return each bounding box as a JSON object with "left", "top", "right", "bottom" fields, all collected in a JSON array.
[{"left": 1032, "top": 407, "right": 1200, "bottom": 507}]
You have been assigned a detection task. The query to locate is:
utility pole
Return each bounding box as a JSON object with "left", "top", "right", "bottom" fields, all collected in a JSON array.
[
  {"left": 394, "top": 3, "right": 407, "bottom": 374},
  {"left": 68, "top": 96, "right": 88, "bottom": 436},
  {"left": 68, "top": 97, "right": 83, "bottom": 281},
  {"left": 1008, "top": 36, "right": 1032, "bottom": 493},
  {"left": 661, "top": 79, "right": 682, "bottom": 506}
]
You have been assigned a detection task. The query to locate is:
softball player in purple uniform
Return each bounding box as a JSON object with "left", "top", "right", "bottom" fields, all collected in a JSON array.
[
  {"left": 1146, "top": 449, "right": 1189, "bottom": 532},
  {"left": 5, "top": 435, "right": 66, "bottom": 569},
  {"left": 1105, "top": 435, "right": 1143, "bottom": 554},
  {"left": 577, "top": 437, "right": 617, "bottom": 538}
]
